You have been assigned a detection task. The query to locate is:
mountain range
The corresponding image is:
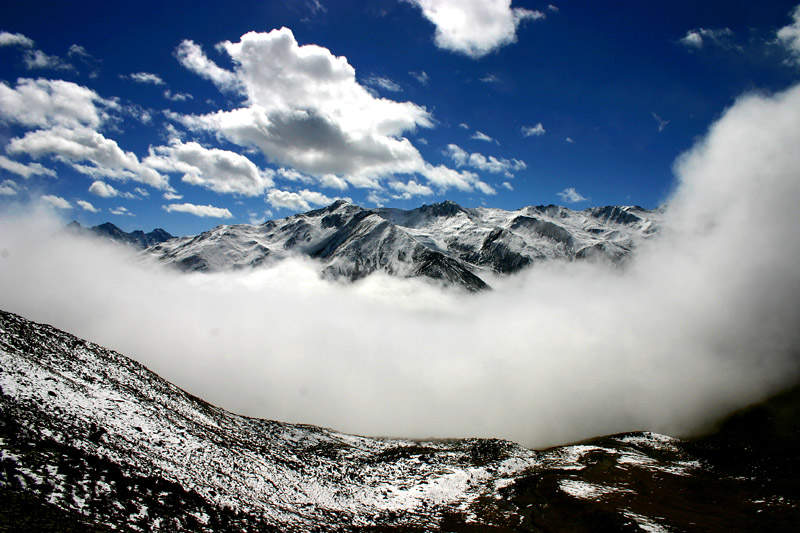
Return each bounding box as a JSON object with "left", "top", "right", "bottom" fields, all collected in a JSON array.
[
  {"left": 66, "top": 221, "right": 174, "bottom": 250},
  {"left": 85, "top": 200, "right": 661, "bottom": 291},
  {"left": 1, "top": 309, "right": 798, "bottom": 531}
]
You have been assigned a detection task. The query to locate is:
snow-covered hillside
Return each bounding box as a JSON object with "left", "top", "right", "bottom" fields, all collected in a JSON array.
[
  {"left": 144, "top": 200, "right": 662, "bottom": 290},
  {"left": 3, "top": 309, "right": 797, "bottom": 531}
]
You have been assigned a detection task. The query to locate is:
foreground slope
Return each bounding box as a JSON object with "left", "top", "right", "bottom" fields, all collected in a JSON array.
[
  {"left": 145, "top": 201, "right": 661, "bottom": 291},
  {"left": 1, "top": 309, "right": 798, "bottom": 531}
]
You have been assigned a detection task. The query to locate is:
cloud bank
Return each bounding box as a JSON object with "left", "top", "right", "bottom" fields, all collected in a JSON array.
[{"left": 1, "top": 84, "right": 800, "bottom": 448}]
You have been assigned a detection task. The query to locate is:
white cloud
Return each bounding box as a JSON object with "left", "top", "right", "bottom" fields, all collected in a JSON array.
[
  {"left": 23, "top": 49, "right": 74, "bottom": 71},
  {"left": 144, "top": 140, "right": 274, "bottom": 196},
  {"left": 366, "top": 190, "right": 386, "bottom": 206},
  {"left": 652, "top": 112, "right": 669, "bottom": 132},
  {"left": 0, "top": 78, "right": 111, "bottom": 129},
  {"left": 471, "top": 130, "right": 494, "bottom": 142},
  {"left": 410, "top": 71, "right": 429, "bottom": 85},
  {"left": 444, "top": 143, "right": 525, "bottom": 177},
  {"left": 89, "top": 180, "right": 122, "bottom": 198},
  {"left": 547, "top": 4, "right": 559, "bottom": 12},
  {"left": 0, "top": 31, "right": 34, "bottom": 48},
  {"left": 364, "top": 76, "right": 402, "bottom": 92},
  {"left": 407, "top": 0, "right": 545, "bottom": 58},
  {"left": 67, "top": 44, "right": 91, "bottom": 58},
  {"left": 163, "top": 191, "right": 183, "bottom": 200},
  {"left": 76, "top": 199, "right": 99, "bottom": 212},
  {"left": 521, "top": 122, "right": 545, "bottom": 136},
  {"left": 0, "top": 155, "right": 56, "bottom": 178},
  {"left": 174, "top": 40, "right": 239, "bottom": 92},
  {"left": 175, "top": 29, "right": 457, "bottom": 189},
  {"left": 163, "top": 89, "right": 193, "bottom": 101},
  {"left": 557, "top": 187, "right": 588, "bottom": 203},
  {"left": 170, "top": 29, "right": 498, "bottom": 198},
  {"left": 679, "top": 27, "right": 734, "bottom": 49},
  {"left": 41, "top": 194, "right": 71, "bottom": 209},
  {"left": 480, "top": 74, "right": 500, "bottom": 83},
  {"left": 125, "top": 72, "right": 165, "bottom": 85},
  {"left": 502, "top": 181, "right": 513, "bottom": 190},
  {"left": 109, "top": 206, "right": 133, "bottom": 216},
  {"left": 163, "top": 202, "right": 232, "bottom": 218},
  {"left": 266, "top": 188, "right": 340, "bottom": 211},
  {"left": 389, "top": 180, "right": 434, "bottom": 198},
  {"left": 0, "top": 179, "right": 19, "bottom": 195},
  {"left": 565, "top": 137, "right": 574, "bottom": 143},
  {"left": 459, "top": 123, "right": 470, "bottom": 129},
  {"left": 8, "top": 126, "right": 170, "bottom": 189},
  {"left": 778, "top": 5, "right": 800, "bottom": 64},
  {"left": 421, "top": 163, "right": 495, "bottom": 194},
  {"left": 134, "top": 187, "right": 149, "bottom": 198}
]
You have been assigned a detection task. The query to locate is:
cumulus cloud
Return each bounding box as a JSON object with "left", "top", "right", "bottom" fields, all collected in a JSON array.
[
  {"left": 556, "top": 187, "right": 588, "bottom": 203},
  {"left": 266, "top": 188, "right": 340, "bottom": 211},
  {"left": 124, "top": 72, "right": 165, "bottom": 85},
  {"left": 143, "top": 140, "right": 274, "bottom": 196},
  {"left": 521, "top": 123, "right": 545, "bottom": 137},
  {"left": 0, "top": 78, "right": 111, "bottom": 129},
  {"left": 0, "top": 31, "right": 34, "bottom": 48},
  {"left": 40, "top": 194, "right": 71, "bottom": 209},
  {"left": 7, "top": 126, "right": 169, "bottom": 189},
  {"left": 172, "top": 28, "right": 482, "bottom": 199},
  {"left": 407, "top": 0, "right": 545, "bottom": 58},
  {"left": 0, "top": 155, "right": 56, "bottom": 178},
  {"left": 389, "top": 179, "right": 434, "bottom": 198},
  {"left": 777, "top": 5, "right": 800, "bottom": 63},
  {"left": 422, "top": 163, "right": 495, "bottom": 194},
  {"left": 444, "top": 144, "right": 525, "bottom": 177},
  {"left": 76, "top": 199, "right": 99, "bottom": 212},
  {"left": 4, "top": 83, "right": 800, "bottom": 449},
  {"left": 183, "top": 29, "right": 433, "bottom": 179},
  {"left": 163, "top": 202, "right": 232, "bottom": 218},
  {"left": 174, "top": 40, "right": 239, "bottom": 92},
  {"left": 88, "top": 180, "right": 128, "bottom": 198}
]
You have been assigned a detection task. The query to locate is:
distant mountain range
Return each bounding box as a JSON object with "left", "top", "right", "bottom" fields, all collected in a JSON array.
[
  {"left": 66, "top": 221, "right": 174, "bottom": 250},
  {"left": 72, "top": 200, "right": 660, "bottom": 291},
  {"left": 1, "top": 309, "right": 798, "bottom": 531}
]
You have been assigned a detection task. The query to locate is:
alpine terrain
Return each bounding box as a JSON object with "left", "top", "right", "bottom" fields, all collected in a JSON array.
[
  {"left": 142, "top": 201, "right": 662, "bottom": 291},
  {"left": 1, "top": 309, "right": 798, "bottom": 531}
]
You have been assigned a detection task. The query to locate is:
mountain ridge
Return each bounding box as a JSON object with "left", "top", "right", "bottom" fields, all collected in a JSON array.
[
  {"left": 66, "top": 221, "right": 174, "bottom": 250},
  {"left": 140, "top": 200, "right": 662, "bottom": 291}
]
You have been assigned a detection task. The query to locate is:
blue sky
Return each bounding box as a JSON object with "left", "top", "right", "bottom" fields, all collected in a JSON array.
[{"left": 1, "top": 0, "right": 799, "bottom": 236}]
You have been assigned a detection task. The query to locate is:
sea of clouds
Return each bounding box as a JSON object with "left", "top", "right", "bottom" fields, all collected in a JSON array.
[{"left": 2, "top": 84, "right": 800, "bottom": 448}]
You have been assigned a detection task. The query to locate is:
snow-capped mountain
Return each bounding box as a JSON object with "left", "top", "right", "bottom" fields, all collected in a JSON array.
[
  {"left": 2, "top": 309, "right": 798, "bottom": 531},
  {"left": 66, "top": 221, "right": 174, "bottom": 250},
  {"left": 145, "top": 200, "right": 662, "bottom": 291}
]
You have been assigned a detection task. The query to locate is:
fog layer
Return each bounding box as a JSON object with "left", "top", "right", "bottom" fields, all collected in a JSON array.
[{"left": 2, "top": 85, "right": 800, "bottom": 448}]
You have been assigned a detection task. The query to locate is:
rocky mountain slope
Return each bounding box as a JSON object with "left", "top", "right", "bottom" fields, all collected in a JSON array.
[
  {"left": 144, "top": 201, "right": 662, "bottom": 291},
  {"left": 66, "top": 221, "right": 174, "bottom": 250},
  {"left": 1, "top": 309, "right": 798, "bottom": 531}
]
